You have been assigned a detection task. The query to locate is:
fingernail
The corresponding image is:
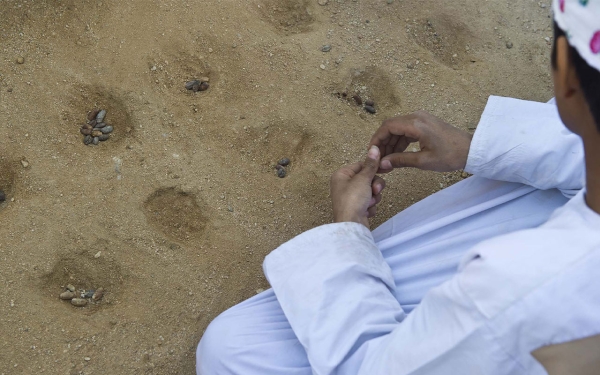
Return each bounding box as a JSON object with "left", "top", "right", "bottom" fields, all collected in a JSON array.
[
  {"left": 381, "top": 159, "right": 392, "bottom": 169},
  {"left": 368, "top": 145, "right": 379, "bottom": 160}
]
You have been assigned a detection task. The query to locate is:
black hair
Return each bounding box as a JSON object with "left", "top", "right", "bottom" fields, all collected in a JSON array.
[{"left": 552, "top": 21, "right": 600, "bottom": 131}]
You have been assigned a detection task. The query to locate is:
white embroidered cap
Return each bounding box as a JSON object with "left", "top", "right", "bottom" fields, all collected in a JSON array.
[{"left": 553, "top": 0, "right": 600, "bottom": 72}]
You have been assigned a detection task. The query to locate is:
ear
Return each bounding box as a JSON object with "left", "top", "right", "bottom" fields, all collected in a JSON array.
[{"left": 554, "top": 36, "right": 581, "bottom": 100}]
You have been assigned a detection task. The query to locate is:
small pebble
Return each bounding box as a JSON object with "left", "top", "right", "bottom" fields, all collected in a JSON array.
[
  {"left": 319, "top": 64, "right": 326, "bottom": 70},
  {"left": 0, "top": 190, "right": 5, "bottom": 202},
  {"left": 352, "top": 94, "right": 363, "bottom": 106},
  {"left": 461, "top": 171, "right": 469, "bottom": 178},
  {"left": 318, "top": 0, "right": 328, "bottom": 5},
  {"left": 92, "top": 137, "right": 99, "bottom": 145},
  {"left": 199, "top": 82, "right": 210, "bottom": 91},
  {"left": 185, "top": 80, "right": 200, "bottom": 90},
  {"left": 321, "top": 45, "right": 331, "bottom": 52},
  {"left": 91, "top": 130, "right": 103, "bottom": 137},
  {"left": 84, "top": 357, "right": 91, "bottom": 362},
  {"left": 275, "top": 164, "right": 284, "bottom": 171},
  {"left": 98, "top": 134, "right": 110, "bottom": 141},
  {"left": 200, "top": 76, "right": 210, "bottom": 83},
  {"left": 94, "top": 251, "right": 102, "bottom": 258},
  {"left": 276, "top": 168, "right": 287, "bottom": 178},
  {"left": 387, "top": 0, "right": 394, "bottom": 3},
  {"left": 66, "top": 284, "right": 76, "bottom": 292},
  {"left": 92, "top": 288, "right": 104, "bottom": 301},
  {"left": 364, "top": 105, "right": 377, "bottom": 114},
  {"left": 506, "top": 41, "right": 513, "bottom": 49},
  {"left": 100, "top": 126, "right": 113, "bottom": 134},
  {"left": 278, "top": 158, "right": 290, "bottom": 166},
  {"left": 94, "top": 122, "right": 106, "bottom": 129},
  {"left": 60, "top": 291, "right": 76, "bottom": 300},
  {"left": 82, "top": 290, "right": 95, "bottom": 298},
  {"left": 95, "top": 109, "right": 106, "bottom": 123},
  {"left": 365, "top": 99, "right": 375, "bottom": 107},
  {"left": 20, "top": 160, "right": 29, "bottom": 168},
  {"left": 16, "top": 57, "right": 24, "bottom": 64},
  {"left": 407, "top": 62, "right": 415, "bottom": 69},
  {"left": 87, "top": 110, "right": 100, "bottom": 121},
  {"left": 83, "top": 135, "right": 92, "bottom": 145},
  {"left": 71, "top": 298, "right": 87, "bottom": 307},
  {"left": 80, "top": 128, "right": 92, "bottom": 136}
]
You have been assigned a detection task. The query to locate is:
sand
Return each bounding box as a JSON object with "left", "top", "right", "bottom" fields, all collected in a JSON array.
[{"left": 0, "top": 0, "right": 555, "bottom": 373}]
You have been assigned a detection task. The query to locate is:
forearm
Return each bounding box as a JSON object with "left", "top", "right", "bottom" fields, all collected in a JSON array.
[
  {"left": 263, "top": 223, "right": 405, "bottom": 374},
  {"left": 465, "top": 96, "right": 584, "bottom": 197}
]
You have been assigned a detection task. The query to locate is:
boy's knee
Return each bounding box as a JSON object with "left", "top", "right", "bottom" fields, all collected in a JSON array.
[{"left": 196, "top": 312, "right": 240, "bottom": 375}]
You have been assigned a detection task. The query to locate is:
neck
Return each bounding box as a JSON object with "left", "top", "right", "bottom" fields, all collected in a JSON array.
[{"left": 584, "top": 131, "right": 600, "bottom": 214}]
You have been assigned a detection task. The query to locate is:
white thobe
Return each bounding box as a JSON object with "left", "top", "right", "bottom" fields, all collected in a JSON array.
[{"left": 197, "top": 96, "right": 598, "bottom": 375}]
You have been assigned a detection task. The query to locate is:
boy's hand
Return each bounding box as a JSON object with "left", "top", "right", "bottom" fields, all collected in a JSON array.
[
  {"left": 330, "top": 146, "right": 385, "bottom": 229},
  {"left": 369, "top": 111, "right": 473, "bottom": 173}
]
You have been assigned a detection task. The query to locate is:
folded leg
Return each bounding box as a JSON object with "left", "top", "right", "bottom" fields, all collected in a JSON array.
[{"left": 197, "top": 177, "right": 569, "bottom": 375}]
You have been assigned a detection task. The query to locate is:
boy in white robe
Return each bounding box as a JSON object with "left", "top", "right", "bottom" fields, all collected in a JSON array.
[{"left": 197, "top": 1, "right": 600, "bottom": 374}]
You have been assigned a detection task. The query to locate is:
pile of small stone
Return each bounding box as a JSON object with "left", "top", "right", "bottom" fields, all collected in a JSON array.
[
  {"left": 80, "top": 109, "right": 114, "bottom": 145},
  {"left": 59, "top": 284, "right": 104, "bottom": 307},
  {"left": 185, "top": 77, "right": 210, "bottom": 92},
  {"left": 275, "top": 158, "right": 290, "bottom": 178},
  {"left": 352, "top": 94, "right": 376, "bottom": 114}
]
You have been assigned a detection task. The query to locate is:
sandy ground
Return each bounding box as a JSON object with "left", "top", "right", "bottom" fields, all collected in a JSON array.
[{"left": 0, "top": 0, "right": 555, "bottom": 373}]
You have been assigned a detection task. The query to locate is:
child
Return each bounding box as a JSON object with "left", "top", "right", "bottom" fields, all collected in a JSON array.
[{"left": 197, "top": 1, "right": 600, "bottom": 374}]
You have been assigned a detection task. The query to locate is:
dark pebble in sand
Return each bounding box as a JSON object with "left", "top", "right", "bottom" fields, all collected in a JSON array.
[
  {"left": 93, "top": 137, "right": 99, "bottom": 145},
  {"left": 80, "top": 128, "right": 92, "bottom": 136},
  {"left": 95, "top": 109, "right": 106, "bottom": 123},
  {"left": 365, "top": 99, "right": 375, "bottom": 107},
  {"left": 364, "top": 106, "right": 376, "bottom": 114},
  {"left": 0, "top": 190, "right": 5, "bottom": 202},
  {"left": 83, "top": 135, "right": 93, "bottom": 145},
  {"left": 199, "top": 82, "right": 210, "bottom": 91},
  {"left": 100, "top": 126, "right": 113, "bottom": 134},
  {"left": 87, "top": 110, "right": 100, "bottom": 122},
  {"left": 82, "top": 290, "right": 95, "bottom": 299},
  {"left": 185, "top": 80, "right": 200, "bottom": 90},
  {"left": 278, "top": 158, "right": 290, "bottom": 166},
  {"left": 277, "top": 168, "right": 287, "bottom": 178},
  {"left": 352, "top": 94, "right": 362, "bottom": 106},
  {"left": 98, "top": 134, "right": 110, "bottom": 141},
  {"left": 94, "top": 122, "right": 106, "bottom": 129}
]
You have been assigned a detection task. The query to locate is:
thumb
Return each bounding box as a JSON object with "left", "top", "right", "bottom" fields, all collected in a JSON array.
[
  {"left": 380, "top": 151, "right": 424, "bottom": 170},
  {"left": 360, "top": 145, "right": 381, "bottom": 179}
]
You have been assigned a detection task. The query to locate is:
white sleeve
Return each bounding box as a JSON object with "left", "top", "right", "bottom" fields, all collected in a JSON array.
[
  {"left": 263, "top": 223, "right": 501, "bottom": 375},
  {"left": 465, "top": 96, "right": 585, "bottom": 198}
]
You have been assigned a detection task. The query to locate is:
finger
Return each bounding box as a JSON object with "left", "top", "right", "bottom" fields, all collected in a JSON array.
[
  {"left": 372, "top": 176, "right": 386, "bottom": 195},
  {"left": 333, "top": 162, "right": 363, "bottom": 180},
  {"left": 367, "top": 206, "right": 378, "bottom": 218},
  {"left": 384, "top": 134, "right": 400, "bottom": 157},
  {"left": 369, "top": 193, "right": 383, "bottom": 208},
  {"left": 344, "top": 162, "right": 363, "bottom": 174},
  {"left": 381, "top": 151, "right": 427, "bottom": 170},
  {"left": 359, "top": 145, "right": 381, "bottom": 180},
  {"left": 369, "top": 117, "right": 422, "bottom": 149},
  {"left": 392, "top": 137, "right": 414, "bottom": 154}
]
